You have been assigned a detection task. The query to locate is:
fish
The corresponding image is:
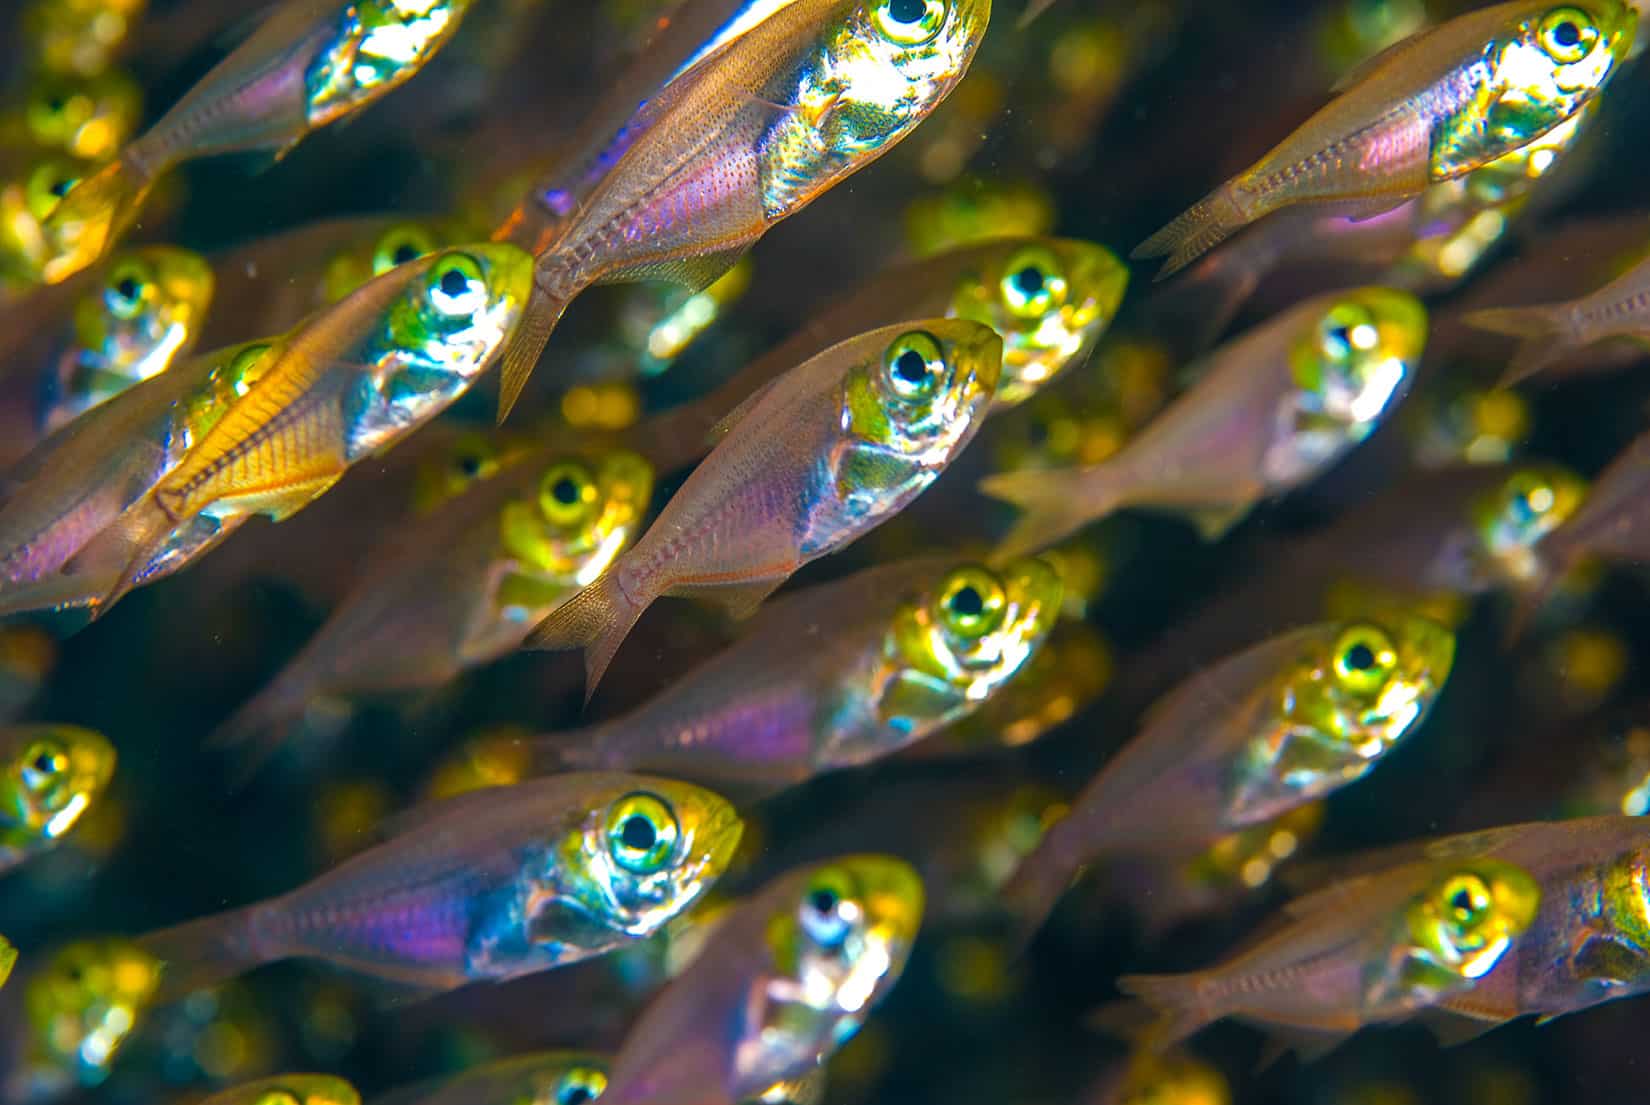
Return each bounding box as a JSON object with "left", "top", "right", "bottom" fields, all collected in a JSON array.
[
  {"left": 37, "top": 244, "right": 532, "bottom": 617},
  {"left": 6, "top": 69, "right": 144, "bottom": 162},
  {"left": 1465, "top": 249, "right": 1650, "bottom": 385},
  {"left": 596, "top": 855, "right": 923, "bottom": 1105},
  {"left": 0, "top": 936, "right": 14, "bottom": 991},
  {"left": 201, "top": 1075, "right": 360, "bottom": 1105},
  {"left": 36, "top": 244, "right": 215, "bottom": 432},
  {"left": 980, "top": 287, "right": 1427, "bottom": 557},
  {"left": 1001, "top": 614, "right": 1454, "bottom": 937},
  {"left": 1118, "top": 856, "right": 1540, "bottom": 1049},
  {"left": 0, "top": 152, "right": 86, "bottom": 292},
  {"left": 1134, "top": 0, "right": 1635, "bottom": 277},
  {"left": 38, "top": 0, "right": 479, "bottom": 282},
  {"left": 22, "top": 0, "right": 146, "bottom": 78},
  {"left": 136, "top": 774, "right": 742, "bottom": 997},
  {"left": 11, "top": 938, "right": 162, "bottom": 1098},
  {"left": 371, "top": 1052, "right": 610, "bottom": 1105},
  {"left": 0, "top": 723, "right": 116, "bottom": 875},
  {"left": 214, "top": 446, "right": 655, "bottom": 766},
  {"left": 631, "top": 236, "right": 1127, "bottom": 474},
  {"left": 527, "top": 318, "right": 1002, "bottom": 696},
  {"left": 525, "top": 555, "right": 1059, "bottom": 794},
  {"left": 493, "top": 0, "right": 991, "bottom": 420}
]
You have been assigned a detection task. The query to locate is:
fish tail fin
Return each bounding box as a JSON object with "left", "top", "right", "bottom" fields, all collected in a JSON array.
[
  {"left": 41, "top": 157, "right": 155, "bottom": 284},
  {"left": 1115, "top": 971, "right": 1221, "bottom": 1047},
  {"left": 210, "top": 661, "right": 353, "bottom": 785},
  {"left": 1132, "top": 185, "right": 1249, "bottom": 281},
  {"left": 1016, "top": 0, "right": 1055, "bottom": 28},
  {"left": 496, "top": 279, "right": 569, "bottom": 424},
  {"left": 138, "top": 901, "right": 281, "bottom": 1002},
  {"left": 524, "top": 570, "right": 648, "bottom": 703},
  {"left": 998, "top": 845, "right": 1080, "bottom": 954},
  {"left": 1463, "top": 305, "right": 1573, "bottom": 386},
  {"left": 979, "top": 467, "right": 1116, "bottom": 560}
]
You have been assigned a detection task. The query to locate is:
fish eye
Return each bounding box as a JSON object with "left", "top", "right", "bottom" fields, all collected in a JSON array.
[
  {"left": 935, "top": 565, "right": 1007, "bottom": 639},
  {"left": 427, "top": 252, "right": 487, "bottom": 317},
  {"left": 102, "top": 259, "right": 151, "bottom": 320},
  {"left": 1318, "top": 303, "right": 1379, "bottom": 362},
  {"left": 1502, "top": 471, "right": 1560, "bottom": 527},
  {"left": 883, "top": 330, "right": 949, "bottom": 404},
  {"left": 605, "top": 792, "right": 680, "bottom": 874},
  {"left": 999, "top": 246, "right": 1067, "bottom": 319},
  {"left": 1539, "top": 7, "right": 1600, "bottom": 64},
  {"left": 799, "top": 868, "right": 858, "bottom": 949},
  {"left": 1331, "top": 624, "right": 1397, "bottom": 694},
  {"left": 1439, "top": 873, "right": 1492, "bottom": 931},
  {"left": 538, "top": 462, "right": 598, "bottom": 527},
  {"left": 24, "top": 161, "right": 80, "bottom": 219},
  {"left": 254, "top": 1091, "right": 303, "bottom": 1105},
  {"left": 872, "top": 0, "right": 947, "bottom": 46},
  {"left": 373, "top": 225, "right": 438, "bottom": 276},
  {"left": 19, "top": 740, "right": 68, "bottom": 795},
  {"left": 553, "top": 1066, "right": 608, "bottom": 1105}
]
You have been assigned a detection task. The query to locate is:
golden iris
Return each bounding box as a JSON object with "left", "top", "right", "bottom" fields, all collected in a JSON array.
[
  {"left": 427, "top": 251, "right": 486, "bottom": 317},
  {"left": 935, "top": 565, "right": 1007, "bottom": 639},
  {"left": 872, "top": 0, "right": 947, "bottom": 46},
  {"left": 1331, "top": 624, "right": 1397, "bottom": 694},
  {"left": 538, "top": 462, "right": 598, "bottom": 528},
  {"left": 1537, "top": 6, "right": 1600, "bottom": 64},
  {"left": 884, "top": 330, "right": 948, "bottom": 403},
  {"left": 998, "top": 245, "right": 1067, "bottom": 320},
  {"left": 605, "top": 792, "right": 679, "bottom": 874}
]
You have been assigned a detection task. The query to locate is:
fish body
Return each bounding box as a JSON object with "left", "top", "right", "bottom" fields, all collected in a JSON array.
[
  {"left": 0, "top": 936, "right": 13, "bottom": 990},
  {"left": 0, "top": 724, "right": 115, "bottom": 874},
  {"left": 216, "top": 446, "right": 654, "bottom": 761},
  {"left": 980, "top": 287, "right": 1427, "bottom": 557},
  {"left": 495, "top": 0, "right": 991, "bottom": 418},
  {"left": 600, "top": 855, "right": 923, "bottom": 1105},
  {"left": 202, "top": 1075, "right": 360, "bottom": 1105},
  {"left": 529, "top": 555, "right": 1059, "bottom": 793},
  {"left": 1467, "top": 251, "right": 1650, "bottom": 384},
  {"left": 1119, "top": 857, "right": 1540, "bottom": 1047},
  {"left": 1003, "top": 615, "right": 1454, "bottom": 936},
  {"left": 1135, "top": 0, "right": 1635, "bottom": 276},
  {"left": 14, "top": 938, "right": 161, "bottom": 1097},
  {"left": 137, "top": 774, "right": 742, "bottom": 996},
  {"left": 372, "top": 1052, "right": 610, "bottom": 1105},
  {"left": 529, "top": 319, "right": 1002, "bottom": 694},
  {"left": 40, "top": 0, "right": 477, "bottom": 281}
]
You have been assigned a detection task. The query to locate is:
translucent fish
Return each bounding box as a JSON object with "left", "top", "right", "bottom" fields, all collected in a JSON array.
[
  {"left": 201, "top": 1075, "right": 360, "bottom": 1105},
  {"left": 0, "top": 723, "right": 115, "bottom": 874},
  {"left": 980, "top": 287, "right": 1427, "bottom": 557},
  {"left": 631, "top": 237, "right": 1125, "bottom": 474},
  {"left": 19, "top": 937, "right": 161, "bottom": 1093},
  {"left": 0, "top": 154, "right": 87, "bottom": 291},
  {"left": 0, "top": 936, "right": 15, "bottom": 990},
  {"left": 528, "top": 319, "right": 1002, "bottom": 696},
  {"left": 597, "top": 855, "right": 923, "bottom": 1105},
  {"left": 39, "top": 0, "right": 479, "bottom": 282},
  {"left": 1135, "top": 0, "right": 1635, "bottom": 277},
  {"left": 493, "top": 0, "right": 992, "bottom": 420},
  {"left": 372, "top": 1052, "right": 610, "bottom": 1105},
  {"left": 1118, "top": 857, "right": 1539, "bottom": 1049},
  {"left": 137, "top": 774, "right": 742, "bottom": 996},
  {"left": 22, "top": 0, "right": 147, "bottom": 78},
  {"left": 902, "top": 177, "right": 1058, "bottom": 257},
  {"left": 1466, "top": 250, "right": 1650, "bottom": 385},
  {"left": 1002, "top": 615, "right": 1454, "bottom": 937},
  {"left": 39, "top": 245, "right": 215, "bottom": 432},
  {"left": 527, "top": 555, "right": 1059, "bottom": 794},
  {"left": 214, "top": 446, "right": 654, "bottom": 766},
  {"left": 10, "top": 69, "right": 144, "bottom": 161},
  {"left": 55, "top": 244, "right": 533, "bottom": 616}
]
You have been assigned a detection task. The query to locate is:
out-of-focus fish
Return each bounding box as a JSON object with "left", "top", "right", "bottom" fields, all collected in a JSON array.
[
  {"left": 493, "top": 0, "right": 991, "bottom": 419},
  {"left": 12, "top": 938, "right": 161, "bottom": 1097},
  {"left": 41, "top": 244, "right": 532, "bottom": 616},
  {"left": 39, "top": 0, "right": 479, "bottom": 282},
  {"left": 526, "top": 556, "right": 1059, "bottom": 794},
  {"left": 597, "top": 855, "right": 922, "bottom": 1105},
  {"left": 980, "top": 287, "right": 1426, "bottom": 557},
  {"left": 0, "top": 153, "right": 86, "bottom": 293},
  {"left": 1002, "top": 615, "right": 1454, "bottom": 936},
  {"left": 201, "top": 1075, "right": 359, "bottom": 1105},
  {"left": 631, "top": 237, "right": 1126, "bottom": 474},
  {"left": 1466, "top": 250, "right": 1650, "bottom": 384},
  {"left": 215, "top": 446, "right": 654, "bottom": 765},
  {"left": 0, "top": 936, "right": 15, "bottom": 990},
  {"left": 22, "top": 0, "right": 147, "bottom": 77},
  {"left": 0, "top": 723, "right": 115, "bottom": 874},
  {"left": 5, "top": 70, "right": 143, "bottom": 162},
  {"left": 528, "top": 319, "right": 1002, "bottom": 696},
  {"left": 902, "top": 177, "right": 1057, "bottom": 256},
  {"left": 1118, "top": 857, "right": 1540, "bottom": 1049},
  {"left": 137, "top": 774, "right": 742, "bottom": 996},
  {"left": 1135, "top": 0, "right": 1635, "bottom": 276},
  {"left": 371, "top": 1052, "right": 610, "bottom": 1105}
]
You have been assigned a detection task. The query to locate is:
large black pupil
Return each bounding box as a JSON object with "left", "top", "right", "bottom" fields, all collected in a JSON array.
[
  {"left": 32, "top": 752, "right": 55, "bottom": 773},
  {"left": 115, "top": 277, "right": 139, "bottom": 301},
  {"left": 552, "top": 477, "right": 580, "bottom": 505},
  {"left": 1554, "top": 20, "right": 1581, "bottom": 46},
  {"left": 1013, "top": 266, "right": 1044, "bottom": 296},
  {"left": 393, "top": 243, "right": 421, "bottom": 265},
  {"left": 1327, "top": 324, "right": 1351, "bottom": 348},
  {"left": 621, "top": 814, "right": 656, "bottom": 851},
  {"left": 888, "top": 0, "right": 926, "bottom": 23},
  {"left": 439, "top": 268, "right": 470, "bottom": 298},
  {"left": 563, "top": 1090, "right": 593, "bottom": 1105},
  {"left": 50, "top": 177, "right": 73, "bottom": 198},
  {"left": 1346, "top": 643, "right": 1376, "bottom": 671},
  {"left": 809, "top": 888, "right": 838, "bottom": 915},
  {"left": 895, "top": 349, "right": 929, "bottom": 385},
  {"left": 950, "top": 585, "right": 984, "bottom": 618},
  {"left": 458, "top": 454, "right": 482, "bottom": 477}
]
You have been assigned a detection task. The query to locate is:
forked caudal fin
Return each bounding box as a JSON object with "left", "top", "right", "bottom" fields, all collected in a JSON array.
[
  {"left": 1114, "top": 972, "right": 1222, "bottom": 1048},
  {"left": 496, "top": 282, "right": 571, "bottom": 423},
  {"left": 1461, "top": 305, "right": 1575, "bottom": 387},
  {"left": 979, "top": 467, "right": 1118, "bottom": 561},
  {"left": 523, "top": 569, "right": 648, "bottom": 703},
  {"left": 210, "top": 664, "right": 355, "bottom": 787},
  {"left": 1133, "top": 184, "right": 1250, "bottom": 281},
  {"left": 138, "top": 901, "right": 281, "bottom": 1004}
]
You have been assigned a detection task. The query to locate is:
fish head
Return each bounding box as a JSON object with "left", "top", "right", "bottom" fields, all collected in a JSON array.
[
  {"left": 410, "top": 429, "right": 537, "bottom": 512},
  {"left": 305, "top": 0, "right": 478, "bottom": 128},
  {"left": 846, "top": 319, "right": 1001, "bottom": 461},
  {"left": 1476, "top": 3, "right": 1636, "bottom": 158},
  {"left": 379, "top": 243, "right": 534, "bottom": 382},
  {"left": 0, "top": 725, "right": 114, "bottom": 846},
  {"left": 1285, "top": 615, "right": 1455, "bottom": 756},
  {"left": 950, "top": 238, "right": 1128, "bottom": 407},
  {"left": 880, "top": 557, "right": 1062, "bottom": 729},
  {"left": 528, "top": 1058, "right": 610, "bottom": 1105},
  {"left": 1289, "top": 287, "right": 1427, "bottom": 433},
  {"left": 1471, "top": 461, "right": 1588, "bottom": 583},
  {"left": 235, "top": 1075, "right": 360, "bottom": 1105},
  {"left": 1403, "top": 860, "right": 1541, "bottom": 980},
  {"left": 500, "top": 449, "right": 655, "bottom": 584},
  {"left": 0, "top": 154, "right": 84, "bottom": 284},
  {"left": 23, "top": 937, "right": 160, "bottom": 1081},
  {"left": 21, "top": 69, "right": 142, "bottom": 161},
  {"left": 549, "top": 777, "right": 743, "bottom": 943},
  {"left": 322, "top": 218, "right": 470, "bottom": 304}
]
